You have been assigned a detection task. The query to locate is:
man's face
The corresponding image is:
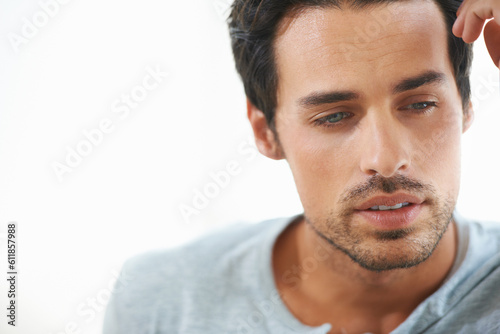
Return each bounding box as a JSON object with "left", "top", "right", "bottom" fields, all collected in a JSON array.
[{"left": 271, "top": 0, "right": 472, "bottom": 271}]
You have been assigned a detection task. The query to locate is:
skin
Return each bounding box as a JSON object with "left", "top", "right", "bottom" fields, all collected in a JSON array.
[
  {"left": 247, "top": 0, "right": 480, "bottom": 333},
  {"left": 453, "top": 0, "right": 500, "bottom": 67}
]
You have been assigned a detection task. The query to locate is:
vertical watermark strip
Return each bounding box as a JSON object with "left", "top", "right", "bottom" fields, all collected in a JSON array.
[{"left": 6, "top": 222, "right": 17, "bottom": 326}]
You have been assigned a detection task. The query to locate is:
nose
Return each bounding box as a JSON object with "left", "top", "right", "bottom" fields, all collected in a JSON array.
[{"left": 359, "top": 111, "right": 411, "bottom": 177}]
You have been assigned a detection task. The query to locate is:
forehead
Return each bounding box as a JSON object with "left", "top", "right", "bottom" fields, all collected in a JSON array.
[{"left": 273, "top": 0, "right": 453, "bottom": 103}]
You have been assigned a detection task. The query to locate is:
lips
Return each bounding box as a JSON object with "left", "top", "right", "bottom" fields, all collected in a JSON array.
[
  {"left": 354, "top": 193, "right": 425, "bottom": 211},
  {"left": 353, "top": 193, "right": 426, "bottom": 230}
]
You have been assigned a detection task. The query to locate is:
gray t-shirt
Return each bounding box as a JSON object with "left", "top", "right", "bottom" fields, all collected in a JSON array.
[{"left": 103, "top": 212, "right": 500, "bottom": 333}]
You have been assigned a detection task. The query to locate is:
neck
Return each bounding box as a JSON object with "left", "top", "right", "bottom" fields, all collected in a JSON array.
[{"left": 272, "top": 215, "right": 458, "bottom": 326}]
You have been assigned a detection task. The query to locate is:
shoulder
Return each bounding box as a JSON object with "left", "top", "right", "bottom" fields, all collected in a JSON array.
[
  {"left": 103, "top": 216, "right": 294, "bottom": 333},
  {"left": 124, "top": 216, "right": 290, "bottom": 277},
  {"left": 459, "top": 213, "right": 500, "bottom": 253},
  {"left": 450, "top": 213, "right": 500, "bottom": 312}
]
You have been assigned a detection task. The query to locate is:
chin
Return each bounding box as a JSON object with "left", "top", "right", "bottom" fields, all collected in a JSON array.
[{"left": 306, "top": 197, "right": 455, "bottom": 273}]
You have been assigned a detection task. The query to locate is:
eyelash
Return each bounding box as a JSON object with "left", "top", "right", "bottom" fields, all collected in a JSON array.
[
  {"left": 313, "top": 101, "right": 438, "bottom": 128},
  {"left": 400, "top": 101, "right": 438, "bottom": 114},
  {"left": 314, "top": 112, "right": 352, "bottom": 128}
]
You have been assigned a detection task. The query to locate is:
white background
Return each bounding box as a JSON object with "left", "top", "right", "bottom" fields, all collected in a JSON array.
[{"left": 0, "top": 0, "right": 499, "bottom": 333}]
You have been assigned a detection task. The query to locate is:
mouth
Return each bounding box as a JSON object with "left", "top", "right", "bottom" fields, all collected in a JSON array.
[
  {"left": 354, "top": 194, "right": 425, "bottom": 230},
  {"left": 368, "top": 202, "right": 411, "bottom": 211},
  {"left": 354, "top": 193, "right": 424, "bottom": 211}
]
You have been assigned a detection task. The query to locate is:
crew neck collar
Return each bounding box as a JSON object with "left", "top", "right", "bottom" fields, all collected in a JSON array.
[{"left": 257, "top": 214, "right": 332, "bottom": 333}]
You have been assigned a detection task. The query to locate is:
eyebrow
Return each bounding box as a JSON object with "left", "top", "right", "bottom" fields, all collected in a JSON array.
[
  {"left": 297, "top": 70, "right": 446, "bottom": 109},
  {"left": 392, "top": 71, "right": 446, "bottom": 94},
  {"left": 298, "top": 91, "right": 359, "bottom": 108}
]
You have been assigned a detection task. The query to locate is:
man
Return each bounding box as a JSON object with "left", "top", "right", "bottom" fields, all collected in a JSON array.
[{"left": 103, "top": 0, "right": 500, "bottom": 333}]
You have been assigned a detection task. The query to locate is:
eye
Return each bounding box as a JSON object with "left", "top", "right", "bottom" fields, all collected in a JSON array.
[
  {"left": 314, "top": 112, "right": 351, "bottom": 127},
  {"left": 401, "top": 101, "right": 438, "bottom": 114}
]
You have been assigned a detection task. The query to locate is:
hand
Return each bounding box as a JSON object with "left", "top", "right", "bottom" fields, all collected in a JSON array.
[{"left": 453, "top": 0, "right": 500, "bottom": 68}]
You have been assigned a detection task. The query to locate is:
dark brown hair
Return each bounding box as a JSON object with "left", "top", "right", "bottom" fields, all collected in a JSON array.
[{"left": 228, "top": 0, "right": 472, "bottom": 129}]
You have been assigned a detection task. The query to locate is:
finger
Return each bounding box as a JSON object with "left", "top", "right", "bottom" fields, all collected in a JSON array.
[
  {"left": 484, "top": 19, "right": 500, "bottom": 68},
  {"left": 453, "top": 11, "right": 466, "bottom": 38},
  {"left": 456, "top": 0, "right": 470, "bottom": 18},
  {"left": 466, "top": 0, "right": 494, "bottom": 21},
  {"left": 461, "top": 11, "right": 486, "bottom": 43},
  {"left": 453, "top": 0, "right": 472, "bottom": 37}
]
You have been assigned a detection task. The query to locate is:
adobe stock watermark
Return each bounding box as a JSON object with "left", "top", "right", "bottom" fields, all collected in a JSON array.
[
  {"left": 411, "top": 72, "right": 498, "bottom": 167},
  {"left": 46, "top": 269, "right": 133, "bottom": 334},
  {"left": 339, "top": 3, "right": 403, "bottom": 62},
  {"left": 178, "top": 136, "right": 258, "bottom": 224},
  {"left": 51, "top": 64, "right": 168, "bottom": 183},
  {"left": 234, "top": 236, "right": 335, "bottom": 334},
  {"left": 470, "top": 72, "right": 499, "bottom": 110},
  {"left": 7, "top": 0, "right": 72, "bottom": 54}
]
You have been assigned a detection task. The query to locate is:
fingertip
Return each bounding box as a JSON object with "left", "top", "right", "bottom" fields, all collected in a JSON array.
[
  {"left": 461, "top": 13, "right": 484, "bottom": 43},
  {"left": 461, "top": 33, "right": 474, "bottom": 44},
  {"left": 452, "top": 22, "right": 462, "bottom": 38},
  {"left": 452, "top": 16, "right": 464, "bottom": 38}
]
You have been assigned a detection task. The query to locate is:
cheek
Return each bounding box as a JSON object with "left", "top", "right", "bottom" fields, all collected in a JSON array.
[
  {"left": 411, "top": 112, "right": 463, "bottom": 197},
  {"left": 280, "top": 125, "right": 355, "bottom": 213}
]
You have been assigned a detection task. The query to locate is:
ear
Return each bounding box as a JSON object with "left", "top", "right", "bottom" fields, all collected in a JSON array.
[
  {"left": 462, "top": 101, "right": 474, "bottom": 133},
  {"left": 247, "top": 99, "right": 284, "bottom": 160}
]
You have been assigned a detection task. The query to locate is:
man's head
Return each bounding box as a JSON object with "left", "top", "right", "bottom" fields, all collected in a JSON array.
[{"left": 229, "top": 0, "right": 474, "bottom": 272}]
